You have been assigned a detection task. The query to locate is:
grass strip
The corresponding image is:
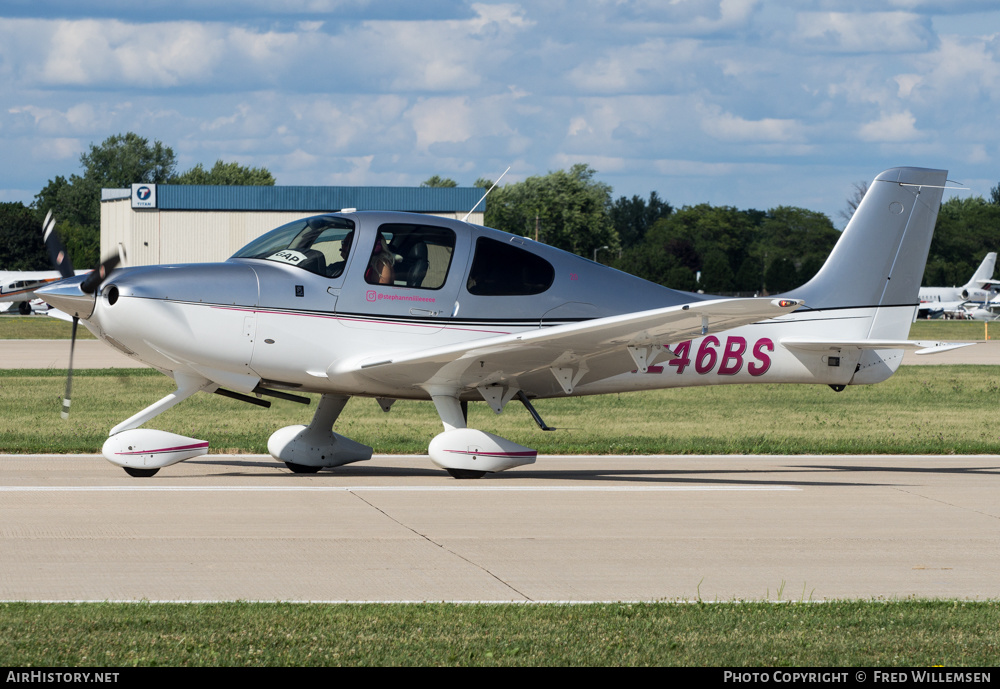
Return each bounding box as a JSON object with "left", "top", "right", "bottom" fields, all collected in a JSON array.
[
  {"left": 0, "top": 316, "right": 96, "bottom": 340},
  {"left": 1, "top": 601, "right": 997, "bottom": 667},
  {"left": 2, "top": 365, "right": 1000, "bottom": 455}
]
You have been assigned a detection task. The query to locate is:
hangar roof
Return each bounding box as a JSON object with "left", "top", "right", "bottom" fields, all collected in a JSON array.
[{"left": 102, "top": 185, "right": 485, "bottom": 213}]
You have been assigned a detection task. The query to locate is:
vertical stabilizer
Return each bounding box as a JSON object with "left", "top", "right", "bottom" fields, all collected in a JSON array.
[
  {"left": 787, "top": 167, "right": 947, "bottom": 309},
  {"left": 964, "top": 252, "right": 996, "bottom": 292}
]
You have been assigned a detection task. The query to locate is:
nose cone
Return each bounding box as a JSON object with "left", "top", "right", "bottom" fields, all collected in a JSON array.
[{"left": 36, "top": 275, "right": 96, "bottom": 319}]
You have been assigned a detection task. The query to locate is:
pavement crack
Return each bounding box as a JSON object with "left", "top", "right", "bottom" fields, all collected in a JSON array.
[
  {"left": 348, "top": 490, "right": 532, "bottom": 601},
  {"left": 892, "top": 486, "right": 1000, "bottom": 521}
]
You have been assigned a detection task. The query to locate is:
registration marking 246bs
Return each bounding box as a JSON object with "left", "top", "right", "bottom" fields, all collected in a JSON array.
[{"left": 640, "top": 336, "right": 774, "bottom": 376}]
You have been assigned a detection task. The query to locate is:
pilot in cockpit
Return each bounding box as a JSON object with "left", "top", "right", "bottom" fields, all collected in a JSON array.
[
  {"left": 326, "top": 230, "right": 353, "bottom": 278},
  {"left": 365, "top": 234, "right": 395, "bottom": 285}
]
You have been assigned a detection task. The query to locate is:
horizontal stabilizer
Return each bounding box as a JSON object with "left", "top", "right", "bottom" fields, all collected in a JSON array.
[{"left": 781, "top": 338, "right": 975, "bottom": 355}]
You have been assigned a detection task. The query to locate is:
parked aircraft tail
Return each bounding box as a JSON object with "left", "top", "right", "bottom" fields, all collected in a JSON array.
[{"left": 963, "top": 252, "right": 996, "bottom": 294}]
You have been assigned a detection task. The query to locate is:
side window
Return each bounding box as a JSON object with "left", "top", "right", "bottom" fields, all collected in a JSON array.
[
  {"left": 466, "top": 237, "right": 555, "bottom": 296},
  {"left": 371, "top": 223, "right": 456, "bottom": 290}
]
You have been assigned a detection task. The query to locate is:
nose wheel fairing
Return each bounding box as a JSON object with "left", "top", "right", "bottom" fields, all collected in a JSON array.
[{"left": 103, "top": 429, "right": 209, "bottom": 471}]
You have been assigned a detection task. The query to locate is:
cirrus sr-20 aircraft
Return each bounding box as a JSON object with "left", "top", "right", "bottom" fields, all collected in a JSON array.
[{"left": 38, "top": 166, "right": 967, "bottom": 478}]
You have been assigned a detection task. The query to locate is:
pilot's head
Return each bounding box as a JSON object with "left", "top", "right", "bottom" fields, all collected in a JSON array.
[{"left": 340, "top": 231, "right": 354, "bottom": 257}]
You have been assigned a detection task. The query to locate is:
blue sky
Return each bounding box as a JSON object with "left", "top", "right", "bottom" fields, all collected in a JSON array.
[{"left": 2, "top": 0, "right": 998, "bottom": 226}]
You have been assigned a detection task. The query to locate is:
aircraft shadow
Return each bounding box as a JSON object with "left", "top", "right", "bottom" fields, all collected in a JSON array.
[{"left": 184, "top": 457, "right": 1000, "bottom": 488}]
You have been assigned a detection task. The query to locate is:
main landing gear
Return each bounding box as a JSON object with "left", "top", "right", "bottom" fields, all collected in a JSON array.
[{"left": 103, "top": 375, "right": 547, "bottom": 480}]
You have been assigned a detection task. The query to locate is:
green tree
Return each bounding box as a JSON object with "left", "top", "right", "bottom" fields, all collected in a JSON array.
[
  {"left": 35, "top": 174, "right": 100, "bottom": 235},
  {"left": 421, "top": 175, "right": 458, "bottom": 188},
  {"left": 80, "top": 132, "right": 177, "bottom": 188},
  {"left": 172, "top": 160, "right": 275, "bottom": 186},
  {"left": 764, "top": 257, "right": 799, "bottom": 293},
  {"left": 699, "top": 249, "right": 734, "bottom": 293},
  {"left": 615, "top": 204, "right": 758, "bottom": 288},
  {"left": 610, "top": 191, "right": 672, "bottom": 249},
  {"left": 734, "top": 255, "right": 764, "bottom": 293},
  {"left": 758, "top": 206, "right": 840, "bottom": 281},
  {"left": 665, "top": 265, "right": 698, "bottom": 291},
  {"left": 485, "top": 164, "right": 619, "bottom": 259},
  {"left": 0, "top": 203, "right": 47, "bottom": 270}
]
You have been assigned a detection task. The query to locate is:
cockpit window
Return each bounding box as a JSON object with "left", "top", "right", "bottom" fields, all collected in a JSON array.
[
  {"left": 231, "top": 216, "right": 355, "bottom": 278},
  {"left": 466, "top": 237, "right": 555, "bottom": 296}
]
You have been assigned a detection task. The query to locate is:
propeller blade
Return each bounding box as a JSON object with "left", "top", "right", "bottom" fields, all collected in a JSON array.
[
  {"left": 42, "top": 211, "right": 75, "bottom": 279},
  {"left": 80, "top": 254, "right": 121, "bottom": 295},
  {"left": 61, "top": 316, "right": 78, "bottom": 419}
]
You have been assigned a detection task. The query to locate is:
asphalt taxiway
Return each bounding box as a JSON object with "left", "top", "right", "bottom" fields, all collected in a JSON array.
[{"left": 2, "top": 453, "right": 998, "bottom": 602}]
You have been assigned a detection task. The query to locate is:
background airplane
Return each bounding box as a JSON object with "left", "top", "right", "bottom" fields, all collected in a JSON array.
[
  {"left": 38, "top": 167, "right": 965, "bottom": 479},
  {"left": 0, "top": 213, "right": 93, "bottom": 315},
  {"left": 0, "top": 269, "right": 80, "bottom": 314},
  {"left": 917, "top": 252, "right": 998, "bottom": 319}
]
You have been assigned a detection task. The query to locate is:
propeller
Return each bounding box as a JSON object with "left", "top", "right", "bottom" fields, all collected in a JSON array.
[
  {"left": 42, "top": 211, "right": 75, "bottom": 279},
  {"left": 40, "top": 212, "right": 124, "bottom": 419},
  {"left": 80, "top": 253, "right": 121, "bottom": 294}
]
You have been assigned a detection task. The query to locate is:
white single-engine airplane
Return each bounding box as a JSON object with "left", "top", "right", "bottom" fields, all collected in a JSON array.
[{"left": 38, "top": 167, "right": 966, "bottom": 478}]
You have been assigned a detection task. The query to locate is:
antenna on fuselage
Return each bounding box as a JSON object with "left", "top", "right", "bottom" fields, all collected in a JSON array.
[{"left": 462, "top": 166, "right": 510, "bottom": 223}]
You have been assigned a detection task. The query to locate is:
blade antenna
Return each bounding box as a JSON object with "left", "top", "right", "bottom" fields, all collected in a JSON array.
[
  {"left": 62, "top": 316, "right": 78, "bottom": 419},
  {"left": 462, "top": 166, "right": 510, "bottom": 222}
]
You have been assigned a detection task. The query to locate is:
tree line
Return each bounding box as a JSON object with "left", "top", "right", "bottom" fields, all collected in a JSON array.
[
  {"left": 5, "top": 133, "right": 1000, "bottom": 293},
  {"left": 464, "top": 165, "right": 1000, "bottom": 294}
]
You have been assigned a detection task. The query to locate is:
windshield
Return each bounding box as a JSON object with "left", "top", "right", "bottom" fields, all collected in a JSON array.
[{"left": 231, "top": 216, "right": 356, "bottom": 278}]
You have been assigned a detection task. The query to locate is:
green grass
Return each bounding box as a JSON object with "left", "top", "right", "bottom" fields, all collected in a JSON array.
[
  {"left": 3, "top": 365, "right": 1000, "bottom": 454},
  {"left": 908, "top": 319, "right": 996, "bottom": 341},
  {"left": 0, "top": 315, "right": 96, "bottom": 339},
  {"left": 1, "top": 601, "right": 998, "bottom": 667}
]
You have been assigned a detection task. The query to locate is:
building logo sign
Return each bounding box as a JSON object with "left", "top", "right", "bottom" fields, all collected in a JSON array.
[{"left": 131, "top": 183, "right": 157, "bottom": 209}]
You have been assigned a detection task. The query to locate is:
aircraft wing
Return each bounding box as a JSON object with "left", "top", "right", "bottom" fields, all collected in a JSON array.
[
  {"left": 326, "top": 297, "right": 802, "bottom": 394},
  {"left": 44, "top": 307, "right": 74, "bottom": 323},
  {"left": 781, "top": 338, "right": 975, "bottom": 355}
]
